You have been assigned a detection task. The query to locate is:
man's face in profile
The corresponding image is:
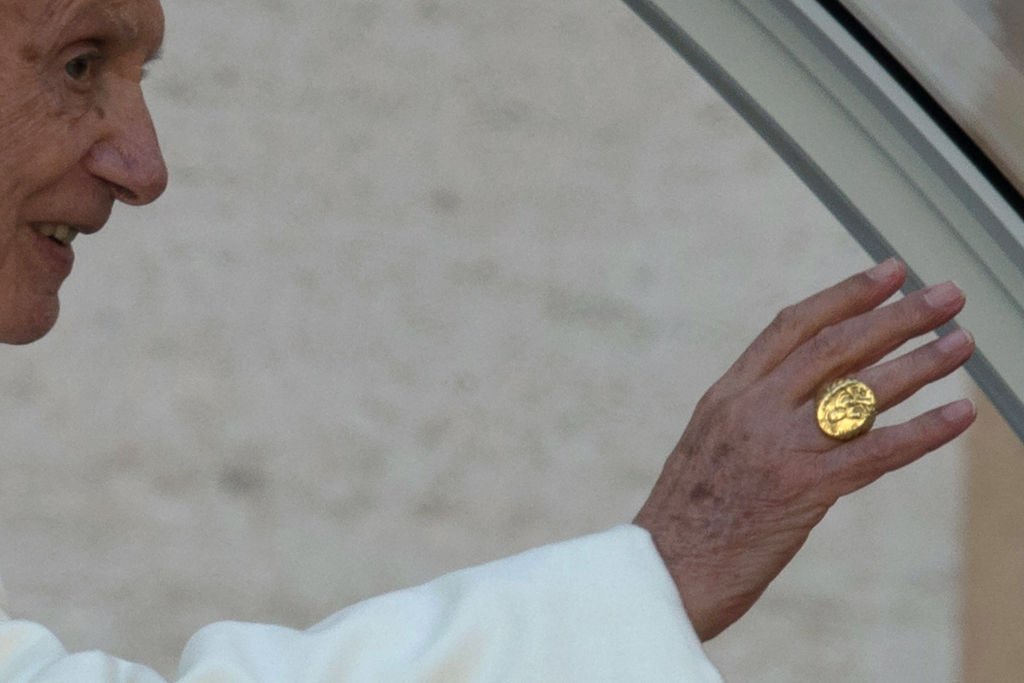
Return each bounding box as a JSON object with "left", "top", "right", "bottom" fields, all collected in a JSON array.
[{"left": 0, "top": 0, "right": 168, "bottom": 344}]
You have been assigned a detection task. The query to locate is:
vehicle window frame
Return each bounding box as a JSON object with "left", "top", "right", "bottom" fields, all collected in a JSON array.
[{"left": 623, "top": 0, "right": 1024, "bottom": 443}]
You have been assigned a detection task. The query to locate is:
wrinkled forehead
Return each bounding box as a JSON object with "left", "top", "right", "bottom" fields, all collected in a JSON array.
[{"left": 0, "top": 0, "right": 163, "bottom": 56}]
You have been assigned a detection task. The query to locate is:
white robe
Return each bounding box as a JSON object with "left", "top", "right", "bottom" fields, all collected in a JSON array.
[{"left": 0, "top": 526, "right": 722, "bottom": 681}]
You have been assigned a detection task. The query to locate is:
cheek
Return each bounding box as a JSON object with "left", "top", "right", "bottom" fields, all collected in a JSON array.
[{"left": 0, "top": 74, "right": 92, "bottom": 199}]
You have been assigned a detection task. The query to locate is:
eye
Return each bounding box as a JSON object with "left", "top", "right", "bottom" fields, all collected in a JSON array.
[{"left": 64, "top": 52, "right": 102, "bottom": 82}]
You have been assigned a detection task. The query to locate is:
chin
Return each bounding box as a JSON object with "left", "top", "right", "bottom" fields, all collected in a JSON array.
[{"left": 0, "top": 299, "right": 60, "bottom": 345}]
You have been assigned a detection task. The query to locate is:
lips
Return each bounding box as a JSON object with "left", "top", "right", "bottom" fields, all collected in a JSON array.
[{"left": 31, "top": 223, "right": 79, "bottom": 246}]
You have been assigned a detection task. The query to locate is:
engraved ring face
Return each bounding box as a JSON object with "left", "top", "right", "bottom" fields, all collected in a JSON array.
[{"left": 816, "top": 378, "right": 877, "bottom": 441}]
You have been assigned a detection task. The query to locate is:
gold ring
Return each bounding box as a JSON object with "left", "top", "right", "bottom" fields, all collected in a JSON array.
[{"left": 816, "top": 378, "right": 877, "bottom": 441}]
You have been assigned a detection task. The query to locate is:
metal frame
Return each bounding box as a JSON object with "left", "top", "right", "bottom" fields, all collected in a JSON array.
[{"left": 623, "top": 0, "right": 1024, "bottom": 443}]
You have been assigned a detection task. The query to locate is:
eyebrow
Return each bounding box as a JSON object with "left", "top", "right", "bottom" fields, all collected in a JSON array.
[
  {"left": 63, "top": 0, "right": 165, "bottom": 66},
  {"left": 67, "top": 0, "right": 165, "bottom": 51}
]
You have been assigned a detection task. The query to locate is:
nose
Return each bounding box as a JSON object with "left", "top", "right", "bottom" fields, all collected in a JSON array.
[{"left": 84, "top": 85, "right": 169, "bottom": 206}]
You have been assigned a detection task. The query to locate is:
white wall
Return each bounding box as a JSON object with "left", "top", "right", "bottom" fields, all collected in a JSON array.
[{"left": 0, "top": 1, "right": 967, "bottom": 679}]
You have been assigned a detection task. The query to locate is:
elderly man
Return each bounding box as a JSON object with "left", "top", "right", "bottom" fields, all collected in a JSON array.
[{"left": 0, "top": 0, "right": 977, "bottom": 680}]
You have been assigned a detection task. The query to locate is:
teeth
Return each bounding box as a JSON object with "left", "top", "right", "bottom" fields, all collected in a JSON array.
[
  {"left": 54, "top": 225, "right": 76, "bottom": 244},
  {"left": 33, "top": 223, "right": 79, "bottom": 245}
]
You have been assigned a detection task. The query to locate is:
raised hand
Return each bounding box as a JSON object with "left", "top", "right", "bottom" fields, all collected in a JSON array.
[{"left": 634, "top": 259, "right": 975, "bottom": 641}]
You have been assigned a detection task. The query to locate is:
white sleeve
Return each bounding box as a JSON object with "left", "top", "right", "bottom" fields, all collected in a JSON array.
[{"left": 0, "top": 525, "right": 722, "bottom": 682}]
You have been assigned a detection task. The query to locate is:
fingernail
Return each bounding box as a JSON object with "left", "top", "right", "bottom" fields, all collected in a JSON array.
[
  {"left": 924, "top": 281, "right": 963, "bottom": 308},
  {"left": 936, "top": 328, "right": 973, "bottom": 353},
  {"left": 942, "top": 399, "right": 976, "bottom": 423},
  {"left": 867, "top": 258, "right": 900, "bottom": 282}
]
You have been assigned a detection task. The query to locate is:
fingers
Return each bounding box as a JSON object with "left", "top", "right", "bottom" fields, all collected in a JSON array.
[
  {"left": 822, "top": 399, "right": 977, "bottom": 497},
  {"left": 721, "top": 259, "right": 905, "bottom": 389},
  {"left": 772, "top": 280, "right": 965, "bottom": 401},
  {"left": 857, "top": 328, "right": 975, "bottom": 412}
]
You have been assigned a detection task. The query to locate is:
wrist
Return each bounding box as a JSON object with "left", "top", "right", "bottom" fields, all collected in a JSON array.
[{"left": 633, "top": 515, "right": 732, "bottom": 642}]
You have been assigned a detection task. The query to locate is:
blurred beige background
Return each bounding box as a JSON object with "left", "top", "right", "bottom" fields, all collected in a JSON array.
[{"left": 0, "top": 1, "right": 973, "bottom": 679}]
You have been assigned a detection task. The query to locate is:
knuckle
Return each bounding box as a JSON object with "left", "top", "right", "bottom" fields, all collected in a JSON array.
[
  {"left": 806, "top": 326, "right": 841, "bottom": 360},
  {"left": 868, "top": 430, "right": 899, "bottom": 461},
  {"left": 910, "top": 295, "right": 941, "bottom": 323},
  {"left": 698, "top": 392, "right": 734, "bottom": 429},
  {"left": 694, "top": 385, "right": 724, "bottom": 417},
  {"left": 913, "top": 412, "right": 943, "bottom": 447},
  {"left": 769, "top": 305, "right": 799, "bottom": 335},
  {"left": 917, "top": 342, "right": 952, "bottom": 376}
]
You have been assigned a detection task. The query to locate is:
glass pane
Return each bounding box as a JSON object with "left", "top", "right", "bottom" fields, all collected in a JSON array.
[{"left": 840, "top": 0, "right": 1024, "bottom": 199}]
